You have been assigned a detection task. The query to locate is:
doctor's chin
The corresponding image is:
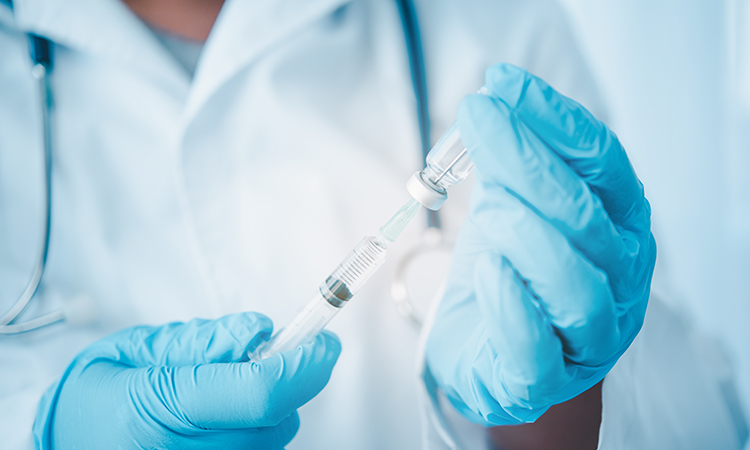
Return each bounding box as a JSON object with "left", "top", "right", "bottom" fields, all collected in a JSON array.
[{"left": 1, "top": 1, "right": 748, "bottom": 449}]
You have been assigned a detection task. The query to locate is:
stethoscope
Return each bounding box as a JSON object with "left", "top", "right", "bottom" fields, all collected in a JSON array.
[
  {"left": 0, "top": 33, "right": 59, "bottom": 334},
  {"left": 392, "top": 0, "right": 453, "bottom": 330},
  {"left": 0, "top": 0, "right": 443, "bottom": 334}
]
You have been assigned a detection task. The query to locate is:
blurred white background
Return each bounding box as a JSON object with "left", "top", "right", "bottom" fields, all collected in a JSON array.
[{"left": 559, "top": 0, "right": 750, "bottom": 444}]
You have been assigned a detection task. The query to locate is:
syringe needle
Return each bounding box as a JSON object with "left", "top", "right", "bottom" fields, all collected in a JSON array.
[
  {"left": 433, "top": 147, "right": 468, "bottom": 184},
  {"left": 380, "top": 198, "right": 422, "bottom": 242}
]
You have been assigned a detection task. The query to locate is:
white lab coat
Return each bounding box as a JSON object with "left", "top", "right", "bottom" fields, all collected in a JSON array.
[{"left": 0, "top": 0, "right": 744, "bottom": 449}]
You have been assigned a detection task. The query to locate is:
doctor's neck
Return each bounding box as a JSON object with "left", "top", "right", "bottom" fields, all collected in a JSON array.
[{"left": 122, "top": 0, "right": 225, "bottom": 42}]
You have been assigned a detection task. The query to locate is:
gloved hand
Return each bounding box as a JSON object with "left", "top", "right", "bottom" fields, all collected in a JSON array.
[
  {"left": 426, "top": 63, "right": 656, "bottom": 426},
  {"left": 33, "top": 312, "right": 340, "bottom": 449}
]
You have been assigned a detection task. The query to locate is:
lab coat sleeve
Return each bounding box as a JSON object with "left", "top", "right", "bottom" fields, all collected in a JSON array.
[
  {"left": 417, "top": 293, "right": 749, "bottom": 450},
  {"left": 0, "top": 382, "right": 47, "bottom": 449},
  {"left": 414, "top": 1, "right": 748, "bottom": 448},
  {"left": 0, "top": 327, "right": 108, "bottom": 450},
  {"left": 596, "top": 295, "right": 748, "bottom": 450}
]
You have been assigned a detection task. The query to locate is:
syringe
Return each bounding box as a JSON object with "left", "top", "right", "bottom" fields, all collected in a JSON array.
[
  {"left": 251, "top": 92, "right": 483, "bottom": 360},
  {"left": 252, "top": 199, "right": 421, "bottom": 360}
]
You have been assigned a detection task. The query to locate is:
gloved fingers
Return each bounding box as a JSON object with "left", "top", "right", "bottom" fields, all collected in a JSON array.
[
  {"left": 200, "top": 412, "right": 300, "bottom": 449},
  {"left": 473, "top": 252, "right": 570, "bottom": 418},
  {"left": 145, "top": 330, "right": 341, "bottom": 431},
  {"left": 458, "top": 92, "right": 634, "bottom": 295},
  {"left": 467, "top": 189, "right": 620, "bottom": 366},
  {"left": 89, "top": 312, "right": 273, "bottom": 368},
  {"left": 479, "top": 63, "right": 650, "bottom": 233},
  {"left": 247, "top": 412, "right": 300, "bottom": 449}
]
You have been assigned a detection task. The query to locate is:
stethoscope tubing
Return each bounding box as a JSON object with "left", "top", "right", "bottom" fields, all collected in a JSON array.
[
  {"left": 0, "top": 35, "right": 55, "bottom": 332},
  {"left": 1, "top": 1, "right": 437, "bottom": 334},
  {"left": 395, "top": 0, "right": 441, "bottom": 231},
  {"left": 393, "top": 0, "right": 450, "bottom": 330}
]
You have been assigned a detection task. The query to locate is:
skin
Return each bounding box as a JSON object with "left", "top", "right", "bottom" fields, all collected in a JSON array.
[
  {"left": 488, "top": 381, "right": 603, "bottom": 450},
  {"left": 121, "top": 0, "right": 604, "bottom": 446},
  {"left": 121, "top": 0, "right": 224, "bottom": 41}
]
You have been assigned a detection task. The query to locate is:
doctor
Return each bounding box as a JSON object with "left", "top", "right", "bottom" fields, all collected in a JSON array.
[{"left": 0, "top": 0, "right": 744, "bottom": 449}]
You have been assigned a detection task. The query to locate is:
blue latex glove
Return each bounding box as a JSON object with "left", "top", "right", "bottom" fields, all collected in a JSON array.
[
  {"left": 33, "top": 312, "right": 340, "bottom": 449},
  {"left": 426, "top": 63, "right": 656, "bottom": 426}
]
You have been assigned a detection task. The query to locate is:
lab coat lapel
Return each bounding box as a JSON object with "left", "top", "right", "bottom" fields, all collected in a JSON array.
[
  {"left": 12, "top": 0, "right": 187, "bottom": 88},
  {"left": 183, "top": 0, "right": 351, "bottom": 123}
]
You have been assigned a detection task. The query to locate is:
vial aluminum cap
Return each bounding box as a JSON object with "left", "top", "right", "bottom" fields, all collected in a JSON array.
[{"left": 406, "top": 172, "right": 447, "bottom": 211}]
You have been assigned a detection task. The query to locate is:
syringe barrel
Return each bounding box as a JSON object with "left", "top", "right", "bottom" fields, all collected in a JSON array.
[
  {"left": 253, "top": 236, "right": 388, "bottom": 360},
  {"left": 327, "top": 235, "right": 388, "bottom": 296},
  {"left": 255, "top": 290, "right": 340, "bottom": 359}
]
